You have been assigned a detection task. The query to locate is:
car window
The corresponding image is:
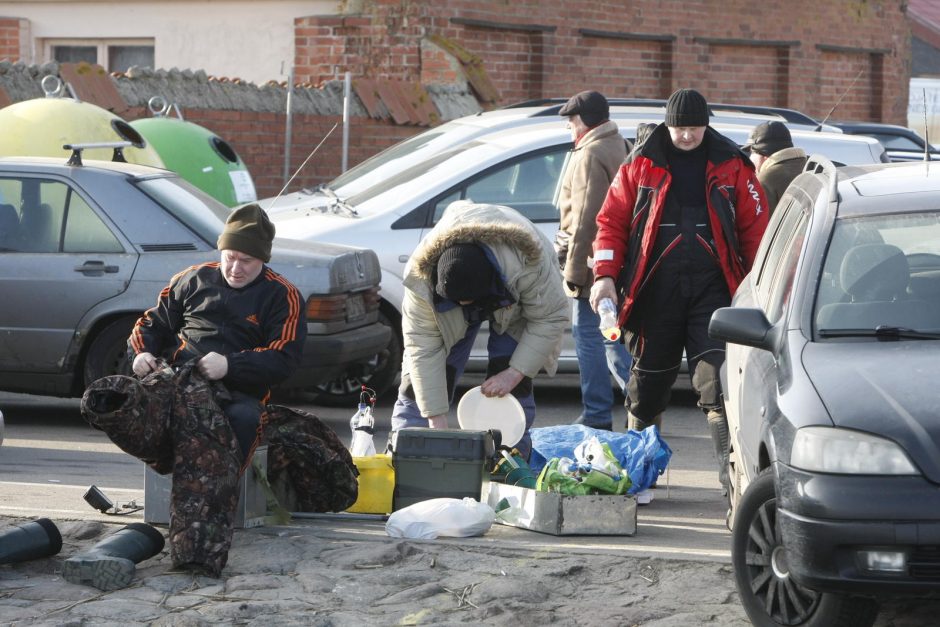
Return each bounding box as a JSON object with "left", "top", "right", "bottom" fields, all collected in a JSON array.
[
  {"left": 0, "top": 177, "right": 122, "bottom": 254},
  {"left": 431, "top": 148, "right": 567, "bottom": 224},
  {"left": 764, "top": 215, "right": 807, "bottom": 322},
  {"left": 754, "top": 198, "right": 804, "bottom": 312},
  {"left": 814, "top": 212, "right": 940, "bottom": 333},
  {"left": 63, "top": 192, "right": 123, "bottom": 253},
  {"left": 135, "top": 176, "right": 230, "bottom": 245},
  {"left": 868, "top": 132, "right": 922, "bottom": 152}
]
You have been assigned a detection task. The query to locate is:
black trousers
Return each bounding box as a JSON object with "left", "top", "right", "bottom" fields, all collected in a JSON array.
[{"left": 624, "top": 273, "right": 730, "bottom": 421}]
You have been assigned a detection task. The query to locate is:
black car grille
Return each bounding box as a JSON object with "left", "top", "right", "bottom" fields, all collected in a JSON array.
[
  {"left": 909, "top": 546, "right": 940, "bottom": 580},
  {"left": 140, "top": 243, "right": 198, "bottom": 252}
]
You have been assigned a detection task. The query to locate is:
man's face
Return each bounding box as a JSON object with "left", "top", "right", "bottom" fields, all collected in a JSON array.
[
  {"left": 220, "top": 249, "right": 264, "bottom": 288},
  {"left": 748, "top": 150, "right": 768, "bottom": 172},
  {"left": 667, "top": 126, "right": 706, "bottom": 151},
  {"left": 566, "top": 114, "right": 589, "bottom": 141}
]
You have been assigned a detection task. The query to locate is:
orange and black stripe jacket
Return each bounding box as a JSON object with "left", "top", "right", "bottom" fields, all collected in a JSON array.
[{"left": 130, "top": 262, "right": 306, "bottom": 400}]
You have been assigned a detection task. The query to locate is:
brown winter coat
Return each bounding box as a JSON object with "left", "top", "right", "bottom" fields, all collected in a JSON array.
[
  {"left": 556, "top": 120, "right": 628, "bottom": 297},
  {"left": 758, "top": 146, "right": 808, "bottom": 214}
]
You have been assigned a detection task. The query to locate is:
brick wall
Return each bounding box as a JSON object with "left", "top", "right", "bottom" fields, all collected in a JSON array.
[
  {"left": 298, "top": 0, "right": 910, "bottom": 124},
  {"left": 0, "top": 18, "right": 25, "bottom": 63}
]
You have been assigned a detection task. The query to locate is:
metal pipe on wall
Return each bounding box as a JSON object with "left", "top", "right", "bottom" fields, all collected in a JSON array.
[
  {"left": 342, "top": 71, "right": 351, "bottom": 173},
  {"left": 283, "top": 64, "right": 294, "bottom": 186}
]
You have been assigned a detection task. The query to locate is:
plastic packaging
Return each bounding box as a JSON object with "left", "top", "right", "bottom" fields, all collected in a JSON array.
[
  {"left": 598, "top": 298, "right": 621, "bottom": 341},
  {"left": 349, "top": 386, "right": 377, "bottom": 458},
  {"left": 385, "top": 497, "right": 495, "bottom": 539}
]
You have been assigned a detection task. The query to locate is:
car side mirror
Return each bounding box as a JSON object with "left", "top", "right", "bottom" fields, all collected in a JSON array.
[{"left": 708, "top": 307, "right": 779, "bottom": 352}]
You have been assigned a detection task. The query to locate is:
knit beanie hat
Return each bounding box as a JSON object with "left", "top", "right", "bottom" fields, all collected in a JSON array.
[
  {"left": 217, "top": 203, "right": 275, "bottom": 262},
  {"left": 743, "top": 121, "right": 794, "bottom": 156},
  {"left": 435, "top": 243, "right": 494, "bottom": 303},
  {"left": 665, "top": 88, "right": 709, "bottom": 127},
  {"left": 558, "top": 90, "right": 610, "bottom": 127}
]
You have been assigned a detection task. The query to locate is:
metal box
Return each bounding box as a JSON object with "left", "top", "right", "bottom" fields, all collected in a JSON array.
[
  {"left": 391, "top": 429, "right": 494, "bottom": 511},
  {"left": 486, "top": 482, "right": 637, "bottom": 536},
  {"left": 144, "top": 446, "right": 268, "bottom": 529}
]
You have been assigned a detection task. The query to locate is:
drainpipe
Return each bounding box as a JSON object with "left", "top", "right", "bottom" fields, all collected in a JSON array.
[{"left": 342, "top": 71, "right": 351, "bottom": 173}]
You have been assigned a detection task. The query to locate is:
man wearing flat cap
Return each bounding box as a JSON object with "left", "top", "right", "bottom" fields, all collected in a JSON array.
[
  {"left": 390, "top": 200, "right": 569, "bottom": 459},
  {"left": 555, "top": 90, "right": 632, "bottom": 431},
  {"left": 744, "top": 120, "right": 808, "bottom": 213},
  {"left": 590, "top": 88, "right": 768, "bottom": 496},
  {"left": 130, "top": 203, "right": 306, "bottom": 458}
]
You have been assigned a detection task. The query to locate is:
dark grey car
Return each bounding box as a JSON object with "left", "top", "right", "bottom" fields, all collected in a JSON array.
[
  {"left": 709, "top": 157, "right": 940, "bottom": 626},
  {"left": 0, "top": 155, "right": 389, "bottom": 398}
]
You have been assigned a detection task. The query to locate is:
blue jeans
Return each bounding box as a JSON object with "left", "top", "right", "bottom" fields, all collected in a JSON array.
[
  {"left": 391, "top": 320, "right": 536, "bottom": 459},
  {"left": 571, "top": 297, "right": 632, "bottom": 427}
]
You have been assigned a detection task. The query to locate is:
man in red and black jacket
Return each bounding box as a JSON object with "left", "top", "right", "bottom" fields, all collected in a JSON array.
[{"left": 589, "top": 88, "right": 768, "bottom": 495}]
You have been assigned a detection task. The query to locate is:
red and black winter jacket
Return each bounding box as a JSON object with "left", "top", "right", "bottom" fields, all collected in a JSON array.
[
  {"left": 130, "top": 262, "right": 306, "bottom": 400},
  {"left": 593, "top": 124, "right": 769, "bottom": 325}
]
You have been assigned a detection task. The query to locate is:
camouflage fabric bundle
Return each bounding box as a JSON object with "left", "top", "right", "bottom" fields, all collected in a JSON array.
[
  {"left": 81, "top": 362, "right": 358, "bottom": 577},
  {"left": 261, "top": 405, "right": 359, "bottom": 513}
]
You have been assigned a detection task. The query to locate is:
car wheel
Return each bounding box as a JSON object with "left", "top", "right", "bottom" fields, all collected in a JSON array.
[
  {"left": 82, "top": 316, "right": 137, "bottom": 388},
  {"left": 732, "top": 467, "right": 879, "bottom": 627},
  {"left": 312, "top": 311, "right": 402, "bottom": 407}
]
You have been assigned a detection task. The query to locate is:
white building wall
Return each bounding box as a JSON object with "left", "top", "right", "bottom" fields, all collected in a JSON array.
[{"left": 0, "top": 0, "right": 340, "bottom": 85}]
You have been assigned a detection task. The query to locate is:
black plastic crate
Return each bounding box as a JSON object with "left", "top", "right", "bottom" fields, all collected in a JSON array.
[{"left": 391, "top": 429, "right": 495, "bottom": 511}]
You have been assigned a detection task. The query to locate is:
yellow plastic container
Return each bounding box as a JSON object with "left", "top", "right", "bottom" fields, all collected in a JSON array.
[{"left": 348, "top": 454, "right": 395, "bottom": 514}]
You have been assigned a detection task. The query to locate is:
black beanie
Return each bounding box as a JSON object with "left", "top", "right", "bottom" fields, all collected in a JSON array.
[
  {"left": 665, "top": 88, "right": 709, "bottom": 127},
  {"left": 435, "top": 243, "right": 494, "bottom": 303},
  {"left": 558, "top": 90, "right": 610, "bottom": 127},
  {"left": 217, "top": 203, "right": 275, "bottom": 262}
]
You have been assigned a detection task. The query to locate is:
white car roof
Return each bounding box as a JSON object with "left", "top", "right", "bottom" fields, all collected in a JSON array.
[{"left": 268, "top": 120, "right": 884, "bottom": 230}]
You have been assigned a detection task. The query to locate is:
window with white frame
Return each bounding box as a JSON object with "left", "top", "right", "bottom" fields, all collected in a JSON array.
[{"left": 45, "top": 39, "right": 155, "bottom": 73}]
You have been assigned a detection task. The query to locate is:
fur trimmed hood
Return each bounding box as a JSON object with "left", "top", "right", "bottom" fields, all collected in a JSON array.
[{"left": 408, "top": 202, "right": 546, "bottom": 284}]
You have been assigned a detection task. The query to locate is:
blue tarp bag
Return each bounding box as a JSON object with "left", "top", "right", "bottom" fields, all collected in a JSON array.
[{"left": 529, "top": 425, "right": 672, "bottom": 494}]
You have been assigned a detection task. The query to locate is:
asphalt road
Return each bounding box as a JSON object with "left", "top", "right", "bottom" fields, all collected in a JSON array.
[{"left": 0, "top": 373, "right": 732, "bottom": 562}]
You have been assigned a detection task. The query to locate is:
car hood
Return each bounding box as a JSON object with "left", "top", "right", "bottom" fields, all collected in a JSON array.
[
  {"left": 267, "top": 237, "right": 381, "bottom": 295},
  {"left": 802, "top": 341, "right": 940, "bottom": 482}
]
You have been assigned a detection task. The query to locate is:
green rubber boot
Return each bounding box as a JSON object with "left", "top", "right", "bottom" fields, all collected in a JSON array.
[{"left": 62, "top": 523, "right": 165, "bottom": 591}]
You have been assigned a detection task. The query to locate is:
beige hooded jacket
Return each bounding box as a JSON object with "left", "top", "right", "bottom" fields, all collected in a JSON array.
[{"left": 401, "top": 202, "right": 570, "bottom": 417}]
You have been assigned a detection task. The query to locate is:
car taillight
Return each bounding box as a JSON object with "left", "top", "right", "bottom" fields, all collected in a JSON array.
[{"left": 306, "top": 288, "right": 380, "bottom": 322}]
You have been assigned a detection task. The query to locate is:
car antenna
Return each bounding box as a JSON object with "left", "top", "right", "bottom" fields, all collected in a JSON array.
[
  {"left": 923, "top": 88, "right": 931, "bottom": 163},
  {"left": 815, "top": 68, "right": 865, "bottom": 131},
  {"left": 268, "top": 122, "right": 339, "bottom": 207}
]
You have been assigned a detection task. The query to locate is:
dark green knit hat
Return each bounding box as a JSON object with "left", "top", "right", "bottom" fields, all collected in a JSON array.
[{"left": 217, "top": 203, "right": 275, "bottom": 262}]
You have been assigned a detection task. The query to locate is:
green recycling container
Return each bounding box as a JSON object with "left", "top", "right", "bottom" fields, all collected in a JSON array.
[
  {"left": 130, "top": 117, "right": 256, "bottom": 207},
  {"left": 0, "top": 97, "right": 164, "bottom": 167}
]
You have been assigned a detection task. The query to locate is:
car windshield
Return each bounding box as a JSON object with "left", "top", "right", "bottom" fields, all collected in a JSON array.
[
  {"left": 327, "top": 121, "right": 468, "bottom": 195},
  {"left": 815, "top": 212, "right": 940, "bottom": 337},
  {"left": 135, "top": 176, "right": 231, "bottom": 244},
  {"left": 344, "top": 143, "right": 482, "bottom": 207}
]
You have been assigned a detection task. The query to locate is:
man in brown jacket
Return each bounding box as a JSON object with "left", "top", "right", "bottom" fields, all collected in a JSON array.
[
  {"left": 555, "top": 91, "right": 632, "bottom": 430},
  {"left": 744, "top": 121, "right": 808, "bottom": 214}
]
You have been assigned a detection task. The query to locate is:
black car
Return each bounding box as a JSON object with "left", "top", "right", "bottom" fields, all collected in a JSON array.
[
  {"left": 830, "top": 121, "right": 940, "bottom": 162},
  {"left": 709, "top": 157, "right": 940, "bottom": 626}
]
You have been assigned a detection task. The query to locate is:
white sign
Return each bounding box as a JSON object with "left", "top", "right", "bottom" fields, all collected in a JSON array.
[{"left": 229, "top": 170, "right": 257, "bottom": 203}]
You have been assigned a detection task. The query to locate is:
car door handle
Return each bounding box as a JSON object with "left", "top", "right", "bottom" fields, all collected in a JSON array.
[
  {"left": 399, "top": 255, "right": 409, "bottom": 263},
  {"left": 75, "top": 261, "right": 119, "bottom": 275}
]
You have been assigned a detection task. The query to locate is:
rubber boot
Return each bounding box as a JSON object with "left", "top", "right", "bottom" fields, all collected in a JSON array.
[
  {"left": 0, "top": 518, "right": 62, "bottom": 564},
  {"left": 62, "top": 523, "right": 165, "bottom": 591},
  {"left": 707, "top": 409, "right": 731, "bottom": 497}
]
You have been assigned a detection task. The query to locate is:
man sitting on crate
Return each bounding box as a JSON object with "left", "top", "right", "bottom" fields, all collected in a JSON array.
[
  {"left": 390, "top": 201, "right": 569, "bottom": 459},
  {"left": 81, "top": 204, "right": 335, "bottom": 578}
]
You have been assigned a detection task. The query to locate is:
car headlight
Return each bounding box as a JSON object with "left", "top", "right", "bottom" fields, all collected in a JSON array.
[{"left": 791, "top": 427, "right": 918, "bottom": 475}]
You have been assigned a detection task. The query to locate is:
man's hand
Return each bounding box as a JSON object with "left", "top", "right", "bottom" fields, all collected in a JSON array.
[
  {"left": 427, "top": 414, "right": 448, "bottom": 429},
  {"left": 589, "top": 277, "right": 617, "bottom": 312},
  {"left": 132, "top": 352, "right": 158, "bottom": 378},
  {"left": 197, "top": 352, "right": 228, "bottom": 380},
  {"left": 481, "top": 367, "right": 524, "bottom": 397}
]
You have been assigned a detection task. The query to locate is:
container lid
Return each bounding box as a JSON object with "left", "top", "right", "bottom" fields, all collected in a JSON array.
[{"left": 456, "top": 386, "right": 525, "bottom": 447}]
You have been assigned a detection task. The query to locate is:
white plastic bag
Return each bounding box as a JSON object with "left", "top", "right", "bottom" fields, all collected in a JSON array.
[{"left": 385, "top": 497, "right": 495, "bottom": 539}]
